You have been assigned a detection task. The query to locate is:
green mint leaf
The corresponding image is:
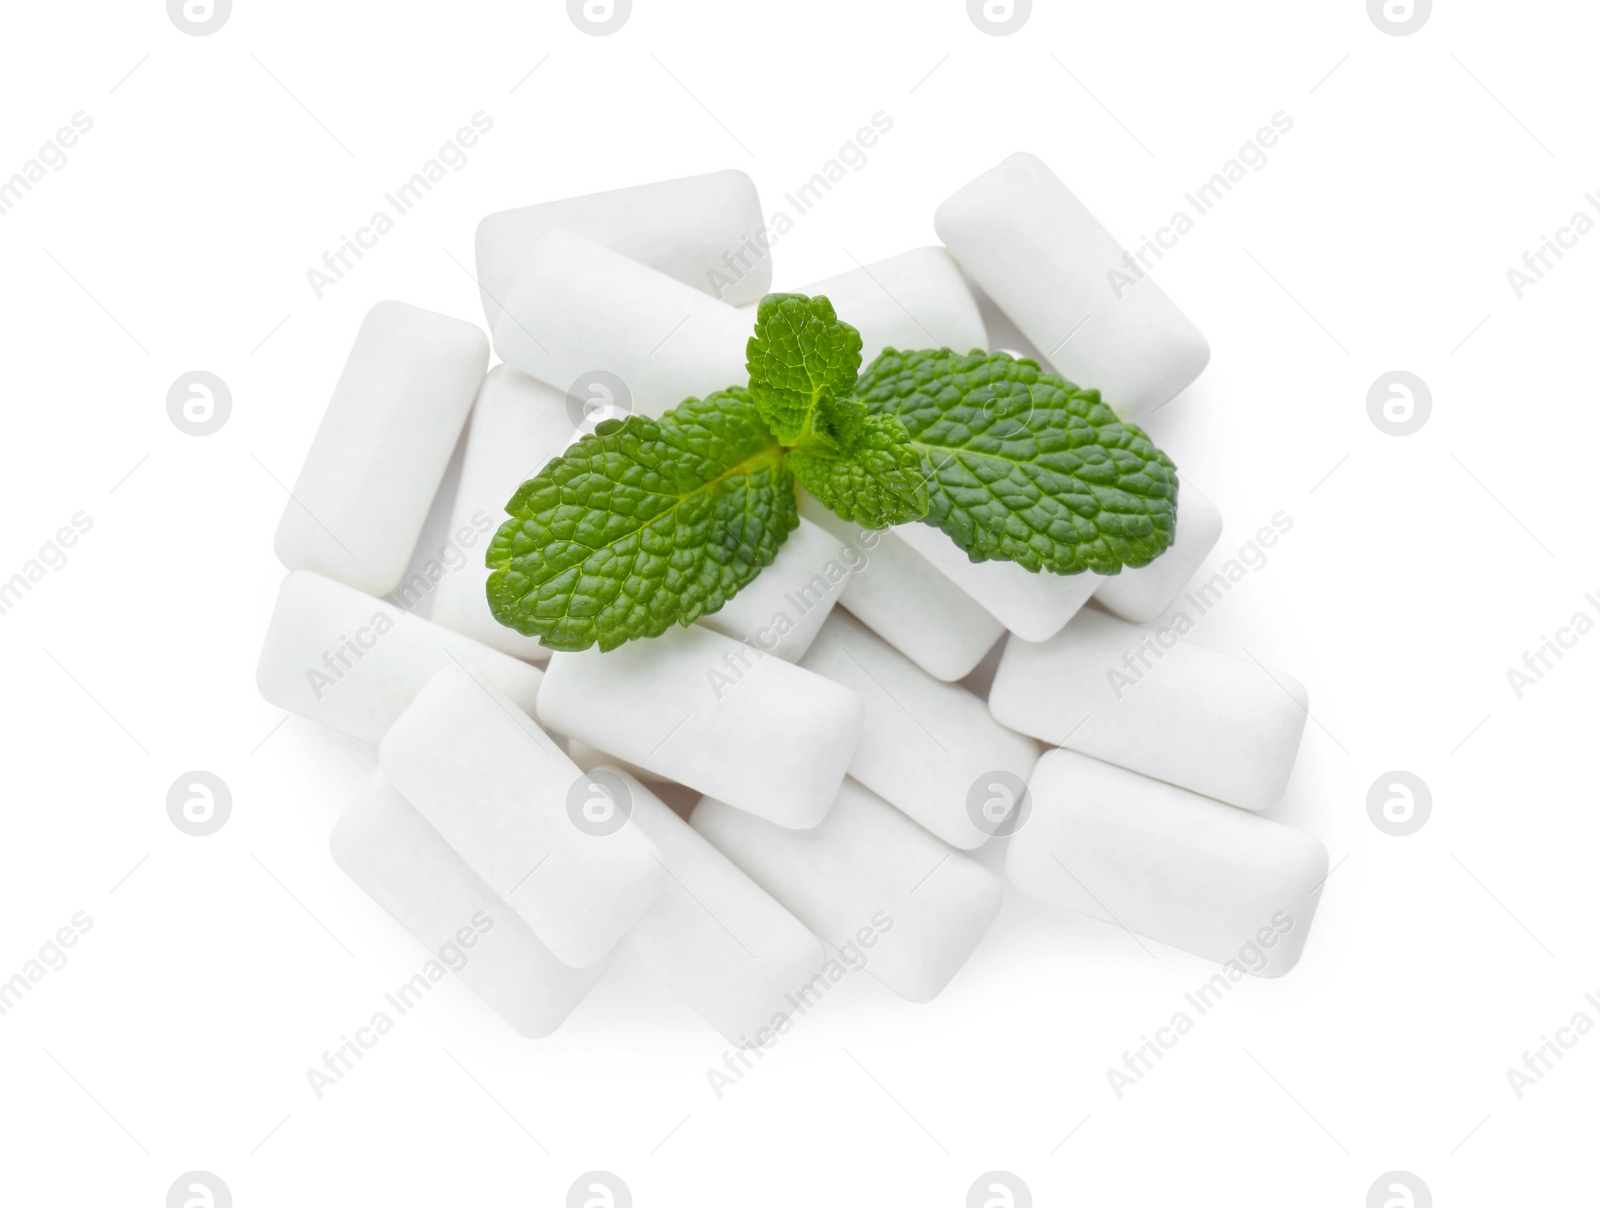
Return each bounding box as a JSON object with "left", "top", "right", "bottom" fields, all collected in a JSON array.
[
  {"left": 858, "top": 349, "right": 1178, "bottom": 575},
  {"left": 486, "top": 387, "right": 797, "bottom": 652},
  {"left": 787, "top": 412, "right": 930, "bottom": 528},
  {"left": 745, "top": 293, "right": 863, "bottom": 445},
  {"left": 745, "top": 293, "right": 928, "bottom": 528}
]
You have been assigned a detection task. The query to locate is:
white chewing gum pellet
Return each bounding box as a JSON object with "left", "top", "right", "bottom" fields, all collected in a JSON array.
[
  {"left": 799, "top": 247, "right": 987, "bottom": 364},
  {"left": 379, "top": 666, "right": 666, "bottom": 968},
  {"left": 696, "top": 518, "right": 850, "bottom": 661},
  {"left": 895, "top": 522, "right": 1102, "bottom": 643},
  {"left": 492, "top": 230, "right": 749, "bottom": 419},
  {"left": 934, "top": 152, "right": 1210, "bottom": 419},
  {"left": 475, "top": 169, "right": 768, "bottom": 328},
  {"left": 330, "top": 774, "right": 608, "bottom": 1037},
  {"left": 960, "top": 271, "right": 1050, "bottom": 363},
  {"left": 538, "top": 626, "right": 863, "bottom": 829},
  {"left": 1007, "top": 751, "right": 1328, "bottom": 976},
  {"left": 797, "top": 495, "right": 1003, "bottom": 682},
  {"left": 564, "top": 738, "right": 671, "bottom": 786},
  {"left": 430, "top": 366, "right": 576, "bottom": 663},
  {"left": 691, "top": 781, "right": 1003, "bottom": 1003},
  {"left": 612, "top": 770, "right": 827, "bottom": 1045},
  {"left": 256, "top": 571, "right": 542, "bottom": 744},
  {"left": 1093, "top": 482, "right": 1224, "bottom": 624},
  {"left": 274, "top": 301, "right": 489, "bottom": 595},
  {"left": 990, "top": 608, "right": 1309, "bottom": 811},
  {"left": 799, "top": 612, "right": 1037, "bottom": 850}
]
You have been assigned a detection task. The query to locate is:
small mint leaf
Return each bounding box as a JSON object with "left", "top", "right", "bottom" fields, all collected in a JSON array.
[
  {"left": 787, "top": 413, "right": 929, "bottom": 529},
  {"left": 746, "top": 293, "right": 863, "bottom": 445},
  {"left": 790, "top": 392, "right": 870, "bottom": 458},
  {"left": 486, "top": 387, "right": 796, "bottom": 652},
  {"left": 858, "top": 348, "right": 1178, "bottom": 575}
]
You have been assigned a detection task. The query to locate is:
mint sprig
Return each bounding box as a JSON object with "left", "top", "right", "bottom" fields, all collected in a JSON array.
[
  {"left": 488, "top": 294, "right": 1180, "bottom": 652},
  {"left": 858, "top": 348, "right": 1178, "bottom": 575}
]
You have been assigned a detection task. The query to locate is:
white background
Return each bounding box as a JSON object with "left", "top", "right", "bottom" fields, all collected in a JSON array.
[{"left": 1, "top": 1, "right": 1593, "bottom": 1203}]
